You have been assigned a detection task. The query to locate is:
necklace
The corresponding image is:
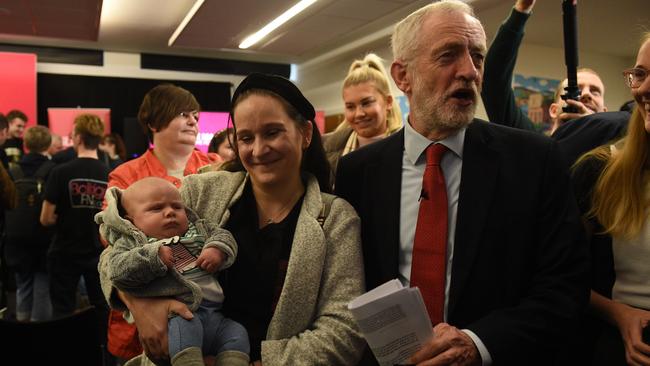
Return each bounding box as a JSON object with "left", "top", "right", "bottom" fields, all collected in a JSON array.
[{"left": 260, "top": 191, "right": 301, "bottom": 225}]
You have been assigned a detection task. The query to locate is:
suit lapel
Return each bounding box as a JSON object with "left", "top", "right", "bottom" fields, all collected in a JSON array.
[
  {"left": 365, "top": 130, "right": 404, "bottom": 283},
  {"left": 448, "top": 121, "right": 500, "bottom": 318}
]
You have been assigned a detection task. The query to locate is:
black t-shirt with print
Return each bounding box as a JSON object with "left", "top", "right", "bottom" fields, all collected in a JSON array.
[{"left": 44, "top": 157, "right": 109, "bottom": 257}]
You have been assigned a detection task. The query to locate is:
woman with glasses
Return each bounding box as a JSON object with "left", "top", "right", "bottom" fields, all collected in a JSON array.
[
  {"left": 572, "top": 34, "right": 650, "bottom": 366},
  {"left": 102, "top": 83, "right": 220, "bottom": 364}
]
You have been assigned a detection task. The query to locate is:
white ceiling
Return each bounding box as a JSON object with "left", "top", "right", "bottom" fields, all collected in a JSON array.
[{"left": 0, "top": 0, "right": 646, "bottom": 66}]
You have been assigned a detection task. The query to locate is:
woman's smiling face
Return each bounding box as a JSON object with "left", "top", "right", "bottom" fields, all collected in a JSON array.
[{"left": 233, "top": 93, "right": 312, "bottom": 189}]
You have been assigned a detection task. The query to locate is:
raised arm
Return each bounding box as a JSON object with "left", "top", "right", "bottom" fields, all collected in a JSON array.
[{"left": 482, "top": 0, "right": 537, "bottom": 131}]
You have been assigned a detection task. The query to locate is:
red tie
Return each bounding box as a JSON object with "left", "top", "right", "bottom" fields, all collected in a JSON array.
[{"left": 411, "top": 143, "right": 448, "bottom": 325}]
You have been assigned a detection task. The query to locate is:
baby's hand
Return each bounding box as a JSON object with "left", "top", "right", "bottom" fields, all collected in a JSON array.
[
  {"left": 158, "top": 246, "right": 174, "bottom": 269},
  {"left": 196, "top": 247, "right": 225, "bottom": 274}
]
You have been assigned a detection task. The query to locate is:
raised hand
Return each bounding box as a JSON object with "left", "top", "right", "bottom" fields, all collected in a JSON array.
[{"left": 514, "top": 0, "right": 536, "bottom": 14}]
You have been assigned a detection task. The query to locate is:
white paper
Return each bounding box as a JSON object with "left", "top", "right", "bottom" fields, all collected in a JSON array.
[{"left": 348, "top": 279, "right": 434, "bottom": 366}]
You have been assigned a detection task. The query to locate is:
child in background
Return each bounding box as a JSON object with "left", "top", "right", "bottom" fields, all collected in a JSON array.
[{"left": 96, "top": 177, "right": 249, "bottom": 366}]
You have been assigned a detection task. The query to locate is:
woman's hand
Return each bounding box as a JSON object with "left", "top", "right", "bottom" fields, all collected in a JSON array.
[
  {"left": 123, "top": 294, "right": 193, "bottom": 362},
  {"left": 611, "top": 303, "right": 650, "bottom": 366}
]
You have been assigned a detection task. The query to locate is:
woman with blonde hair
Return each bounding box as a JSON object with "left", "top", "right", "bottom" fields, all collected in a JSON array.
[
  {"left": 572, "top": 33, "right": 650, "bottom": 365},
  {"left": 323, "top": 53, "right": 403, "bottom": 180}
]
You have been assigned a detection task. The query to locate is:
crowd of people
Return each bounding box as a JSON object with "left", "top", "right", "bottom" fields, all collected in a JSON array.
[{"left": 0, "top": 0, "right": 649, "bottom": 365}]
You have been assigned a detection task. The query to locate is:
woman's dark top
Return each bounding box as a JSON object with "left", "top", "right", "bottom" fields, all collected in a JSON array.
[
  {"left": 221, "top": 181, "right": 304, "bottom": 360},
  {"left": 571, "top": 154, "right": 615, "bottom": 296}
]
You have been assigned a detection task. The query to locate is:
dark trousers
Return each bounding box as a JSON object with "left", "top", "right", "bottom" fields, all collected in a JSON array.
[{"left": 47, "top": 252, "right": 108, "bottom": 345}]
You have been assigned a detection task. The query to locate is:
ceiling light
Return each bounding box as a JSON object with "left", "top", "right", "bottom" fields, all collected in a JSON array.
[
  {"left": 239, "top": 0, "right": 317, "bottom": 49},
  {"left": 168, "top": 0, "right": 205, "bottom": 47}
]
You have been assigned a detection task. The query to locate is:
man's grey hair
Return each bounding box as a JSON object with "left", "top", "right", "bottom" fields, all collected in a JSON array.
[{"left": 391, "top": 0, "right": 477, "bottom": 62}]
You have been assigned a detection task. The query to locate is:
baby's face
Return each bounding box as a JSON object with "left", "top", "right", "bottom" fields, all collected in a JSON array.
[{"left": 124, "top": 183, "right": 189, "bottom": 239}]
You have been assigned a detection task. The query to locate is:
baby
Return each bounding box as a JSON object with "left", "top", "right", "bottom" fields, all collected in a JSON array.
[{"left": 96, "top": 177, "right": 249, "bottom": 366}]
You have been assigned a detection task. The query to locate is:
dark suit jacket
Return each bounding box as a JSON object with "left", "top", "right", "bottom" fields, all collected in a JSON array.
[
  {"left": 335, "top": 120, "right": 590, "bottom": 365},
  {"left": 552, "top": 111, "right": 630, "bottom": 166}
]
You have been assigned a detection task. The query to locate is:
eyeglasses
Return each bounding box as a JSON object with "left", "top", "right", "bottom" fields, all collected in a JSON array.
[
  {"left": 179, "top": 111, "right": 200, "bottom": 121},
  {"left": 622, "top": 68, "right": 648, "bottom": 88}
]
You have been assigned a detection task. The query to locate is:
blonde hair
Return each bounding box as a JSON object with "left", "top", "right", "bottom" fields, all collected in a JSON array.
[
  {"left": 579, "top": 106, "right": 647, "bottom": 238},
  {"left": 579, "top": 34, "right": 650, "bottom": 238},
  {"left": 342, "top": 53, "right": 403, "bottom": 132},
  {"left": 391, "top": 0, "right": 475, "bottom": 62}
]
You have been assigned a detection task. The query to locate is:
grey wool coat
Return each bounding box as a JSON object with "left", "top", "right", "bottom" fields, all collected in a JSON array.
[
  {"left": 96, "top": 186, "right": 237, "bottom": 315},
  {"left": 179, "top": 171, "right": 366, "bottom": 365},
  {"left": 99, "top": 171, "right": 366, "bottom": 366}
]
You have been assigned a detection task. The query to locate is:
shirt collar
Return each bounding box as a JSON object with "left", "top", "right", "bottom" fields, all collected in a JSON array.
[{"left": 404, "top": 119, "right": 466, "bottom": 164}]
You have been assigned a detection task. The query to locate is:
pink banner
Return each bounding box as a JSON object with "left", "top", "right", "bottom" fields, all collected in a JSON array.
[
  {"left": 0, "top": 52, "right": 37, "bottom": 127},
  {"left": 47, "top": 108, "right": 111, "bottom": 147},
  {"left": 194, "top": 111, "right": 230, "bottom": 153}
]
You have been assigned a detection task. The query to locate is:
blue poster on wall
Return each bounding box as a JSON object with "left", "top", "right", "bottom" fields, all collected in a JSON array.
[
  {"left": 513, "top": 74, "right": 561, "bottom": 133},
  {"left": 396, "top": 95, "right": 410, "bottom": 126}
]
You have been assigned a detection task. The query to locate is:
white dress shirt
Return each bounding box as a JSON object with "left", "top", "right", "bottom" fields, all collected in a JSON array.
[{"left": 399, "top": 121, "right": 492, "bottom": 365}]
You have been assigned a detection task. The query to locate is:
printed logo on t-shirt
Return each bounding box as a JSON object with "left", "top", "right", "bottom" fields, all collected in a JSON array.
[{"left": 68, "top": 179, "right": 107, "bottom": 209}]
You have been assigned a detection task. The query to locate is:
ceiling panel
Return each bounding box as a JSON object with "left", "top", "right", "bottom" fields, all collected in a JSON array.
[
  {"left": 173, "top": 0, "right": 300, "bottom": 49},
  {"left": 260, "top": 14, "right": 365, "bottom": 56},
  {"left": 319, "top": 0, "right": 404, "bottom": 21},
  {"left": 0, "top": 0, "right": 642, "bottom": 66},
  {"left": 0, "top": 0, "right": 101, "bottom": 41},
  {"left": 261, "top": 14, "right": 364, "bottom": 55}
]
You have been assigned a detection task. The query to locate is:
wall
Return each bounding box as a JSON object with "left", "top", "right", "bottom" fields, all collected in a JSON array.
[
  {"left": 37, "top": 51, "right": 245, "bottom": 90},
  {"left": 298, "top": 39, "right": 634, "bottom": 121},
  {"left": 35, "top": 45, "right": 634, "bottom": 123}
]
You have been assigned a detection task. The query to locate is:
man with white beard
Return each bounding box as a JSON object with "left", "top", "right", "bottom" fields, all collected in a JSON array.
[{"left": 335, "top": 1, "right": 590, "bottom": 365}]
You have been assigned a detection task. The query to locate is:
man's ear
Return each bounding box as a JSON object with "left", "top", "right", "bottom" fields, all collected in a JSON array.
[
  {"left": 391, "top": 61, "right": 411, "bottom": 95},
  {"left": 549, "top": 102, "right": 561, "bottom": 119}
]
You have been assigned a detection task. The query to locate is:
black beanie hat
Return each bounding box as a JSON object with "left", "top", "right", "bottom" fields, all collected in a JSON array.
[{"left": 231, "top": 73, "right": 315, "bottom": 121}]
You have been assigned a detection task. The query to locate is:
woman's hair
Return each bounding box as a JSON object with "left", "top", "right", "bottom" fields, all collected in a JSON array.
[
  {"left": 137, "top": 84, "right": 200, "bottom": 142},
  {"left": 578, "top": 33, "right": 650, "bottom": 238},
  {"left": 24, "top": 125, "right": 52, "bottom": 153},
  {"left": 578, "top": 106, "right": 648, "bottom": 238},
  {"left": 342, "top": 53, "right": 403, "bottom": 132},
  {"left": 229, "top": 88, "right": 332, "bottom": 193},
  {"left": 208, "top": 128, "right": 234, "bottom": 154},
  {"left": 74, "top": 114, "right": 105, "bottom": 149},
  {"left": 101, "top": 133, "right": 127, "bottom": 161}
]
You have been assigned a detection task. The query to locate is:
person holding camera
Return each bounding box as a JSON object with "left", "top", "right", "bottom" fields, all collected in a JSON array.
[{"left": 482, "top": 0, "right": 608, "bottom": 135}]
